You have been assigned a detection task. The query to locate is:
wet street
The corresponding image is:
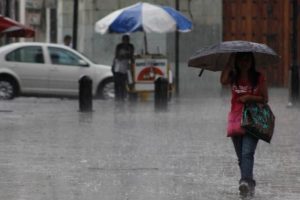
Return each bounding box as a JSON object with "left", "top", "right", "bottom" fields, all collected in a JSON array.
[{"left": 0, "top": 88, "right": 299, "bottom": 200}]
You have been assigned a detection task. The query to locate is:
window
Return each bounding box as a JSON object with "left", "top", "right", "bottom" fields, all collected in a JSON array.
[
  {"left": 48, "top": 47, "right": 83, "bottom": 66},
  {"left": 6, "top": 46, "right": 44, "bottom": 64}
]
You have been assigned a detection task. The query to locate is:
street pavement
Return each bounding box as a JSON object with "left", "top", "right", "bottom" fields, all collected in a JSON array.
[{"left": 0, "top": 88, "right": 299, "bottom": 200}]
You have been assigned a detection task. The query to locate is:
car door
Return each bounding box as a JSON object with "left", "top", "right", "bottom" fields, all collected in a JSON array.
[
  {"left": 47, "top": 46, "right": 92, "bottom": 95},
  {"left": 5, "top": 45, "right": 49, "bottom": 93}
]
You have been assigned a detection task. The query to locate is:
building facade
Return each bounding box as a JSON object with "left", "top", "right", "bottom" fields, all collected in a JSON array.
[
  {"left": 223, "top": 0, "right": 291, "bottom": 87},
  {"left": 1, "top": 1, "right": 297, "bottom": 89},
  {"left": 0, "top": 0, "right": 57, "bottom": 43},
  {"left": 57, "top": 0, "right": 223, "bottom": 95},
  {"left": 0, "top": 0, "right": 224, "bottom": 95}
]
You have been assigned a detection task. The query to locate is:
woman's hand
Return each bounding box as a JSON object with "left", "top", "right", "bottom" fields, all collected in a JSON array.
[
  {"left": 238, "top": 94, "right": 266, "bottom": 103},
  {"left": 238, "top": 95, "right": 250, "bottom": 103},
  {"left": 220, "top": 54, "right": 235, "bottom": 85}
]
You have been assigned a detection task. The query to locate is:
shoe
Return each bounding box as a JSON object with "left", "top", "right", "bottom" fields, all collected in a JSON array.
[{"left": 239, "top": 181, "right": 250, "bottom": 197}]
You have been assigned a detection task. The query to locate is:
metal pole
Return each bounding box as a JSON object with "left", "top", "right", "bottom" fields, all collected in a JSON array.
[
  {"left": 5, "top": 0, "right": 10, "bottom": 16},
  {"left": 291, "top": 0, "right": 299, "bottom": 102},
  {"left": 72, "top": 0, "right": 79, "bottom": 50},
  {"left": 144, "top": 32, "right": 148, "bottom": 54},
  {"left": 175, "top": 0, "right": 180, "bottom": 96},
  {"left": 5, "top": 0, "right": 10, "bottom": 44}
]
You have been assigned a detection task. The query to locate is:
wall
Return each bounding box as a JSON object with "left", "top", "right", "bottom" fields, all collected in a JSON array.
[
  {"left": 223, "top": 0, "right": 289, "bottom": 87},
  {"left": 58, "top": 0, "right": 223, "bottom": 97},
  {"left": 167, "top": 0, "right": 223, "bottom": 96},
  {"left": 0, "top": 0, "right": 16, "bottom": 17},
  {"left": 57, "top": 0, "right": 73, "bottom": 44}
]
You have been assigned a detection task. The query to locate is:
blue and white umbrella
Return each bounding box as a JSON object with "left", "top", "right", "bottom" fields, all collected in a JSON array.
[{"left": 95, "top": 2, "right": 192, "bottom": 34}]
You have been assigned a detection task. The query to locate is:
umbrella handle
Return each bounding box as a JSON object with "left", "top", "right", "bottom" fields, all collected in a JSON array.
[{"left": 198, "top": 69, "right": 205, "bottom": 77}]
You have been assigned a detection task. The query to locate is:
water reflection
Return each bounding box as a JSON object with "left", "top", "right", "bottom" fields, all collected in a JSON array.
[{"left": 78, "top": 111, "right": 94, "bottom": 124}]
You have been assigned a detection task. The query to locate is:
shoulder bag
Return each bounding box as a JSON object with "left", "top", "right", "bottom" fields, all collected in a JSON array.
[{"left": 241, "top": 103, "right": 275, "bottom": 143}]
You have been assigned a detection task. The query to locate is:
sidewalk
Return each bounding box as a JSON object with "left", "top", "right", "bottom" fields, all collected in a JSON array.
[{"left": 0, "top": 88, "right": 299, "bottom": 200}]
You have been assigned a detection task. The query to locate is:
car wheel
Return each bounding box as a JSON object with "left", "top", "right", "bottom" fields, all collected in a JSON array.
[
  {"left": 0, "top": 79, "right": 16, "bottom": 100},
  {"left": 97, "top": 78, "right": 115, "bottom": 100}
]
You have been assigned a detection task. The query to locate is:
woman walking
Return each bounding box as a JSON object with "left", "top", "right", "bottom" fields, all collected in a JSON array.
[{"left": 220, "top": 52, "right": 268, "bottom": 197}]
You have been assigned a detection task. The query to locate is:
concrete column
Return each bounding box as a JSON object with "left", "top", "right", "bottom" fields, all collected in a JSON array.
[
  {"left": 19, "top": 0, "right": 26, "bottom": 42},
  {"left": 57, "top": 0, "right": 63, "bottom": 44},
  {"left": 57, "top": 0, "right": 73, "bottom": 44},
  {"left": 46, "top": 8, "right": 51, "bottom": 43}
]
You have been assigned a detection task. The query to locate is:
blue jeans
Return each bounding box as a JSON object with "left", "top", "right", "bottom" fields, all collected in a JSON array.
[{"left": 231, "top": 134, "right": 258, "bottom": 184}]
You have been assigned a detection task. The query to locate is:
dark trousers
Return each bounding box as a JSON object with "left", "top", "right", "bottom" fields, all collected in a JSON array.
[
  {"left": 231, "top": 134, "right": 259, "bottom": 185},
  {"left": 114, "top": 72, "right": 127, "bottom": 101}
]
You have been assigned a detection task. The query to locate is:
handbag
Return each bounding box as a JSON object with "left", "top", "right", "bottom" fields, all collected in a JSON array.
[
  {"left": 241, "top": 103, "right": 275, "bottom": 143},
  {"left": 227, "top": 109, "right": 245, "bottom": 137}
]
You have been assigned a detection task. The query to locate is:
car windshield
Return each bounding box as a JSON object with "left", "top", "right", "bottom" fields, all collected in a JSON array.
[{"left": 78, "top": 51, "right": 97, "bottom": 64}]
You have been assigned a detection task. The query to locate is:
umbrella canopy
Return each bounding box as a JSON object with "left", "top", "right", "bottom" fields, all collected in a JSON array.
[
  {"left": 0, "top": 15, "right": 35, "bottom": 38},
  {"left": 188, "top": 40, "right": 280, "bottom": 71},
  {"left": 95, "top": 2, "right": 192, "bottom": 34}
]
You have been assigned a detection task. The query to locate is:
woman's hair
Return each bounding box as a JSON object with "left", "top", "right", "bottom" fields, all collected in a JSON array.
[{"left": 230, "top": 52, "right": 260, "bottom": 90}]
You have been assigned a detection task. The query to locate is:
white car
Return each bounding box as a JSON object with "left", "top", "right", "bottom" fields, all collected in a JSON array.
[{"left": 0, "top": 42, "right": 114, "bottom": 100}]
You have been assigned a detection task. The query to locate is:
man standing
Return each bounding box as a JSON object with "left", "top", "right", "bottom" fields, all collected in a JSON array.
[
  {"left": 112, "top": 35, "right": 134, "bottom": 101},
  {"left": 63, "top": 35, "right": 72, "bottom": 47}
]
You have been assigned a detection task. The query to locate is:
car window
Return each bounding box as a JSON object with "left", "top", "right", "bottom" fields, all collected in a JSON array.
[
  {"left": 6, "top": 46, "right": 44, "bottom": 64},
  {"left": 79, "top": 51, "right": 96, "bottom": 64},
  {"left": 48, "top": 47, "right": 83, "bottom": 66}
]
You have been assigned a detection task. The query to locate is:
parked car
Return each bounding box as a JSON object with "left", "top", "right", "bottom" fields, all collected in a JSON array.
[{"left": 0, "top": 42, "right": 114, "bottom": 100}]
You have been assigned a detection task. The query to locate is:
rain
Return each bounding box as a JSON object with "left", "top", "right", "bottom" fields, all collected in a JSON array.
[
  {"left": 1, "top": 0, "right": 300, "bottom": 199},
  {"left": 0, "top": 87, "right": 299, "bottom": 200}
]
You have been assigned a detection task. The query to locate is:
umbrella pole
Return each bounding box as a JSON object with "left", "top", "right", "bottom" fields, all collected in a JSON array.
[
  {"left": 72, "top": 0, "right": 79, "bottom": 50},
  {"left": 291, "top": 0, "right": 299, "bottom": 102},
  {"left": 175, "top": 0, "right": 180, "bottom": 96},
  {"left": 144, "top": 32, "right": 148, "bottom": 54}
]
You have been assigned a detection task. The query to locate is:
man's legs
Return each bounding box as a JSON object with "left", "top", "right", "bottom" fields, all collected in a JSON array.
[
  {"left": 119, "top": 73, "right": 127, "bottom": 100},
  {"left": 114, "top": 73, "right": 127, "bottom": 101},
  {"left": 114, "top": 73, "right": 122, "bottom": 101}
]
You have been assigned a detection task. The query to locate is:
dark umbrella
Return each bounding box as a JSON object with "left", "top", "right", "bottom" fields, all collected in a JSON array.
[{"left": 188, "top": 40, "right": 280, "bottom": 72}]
